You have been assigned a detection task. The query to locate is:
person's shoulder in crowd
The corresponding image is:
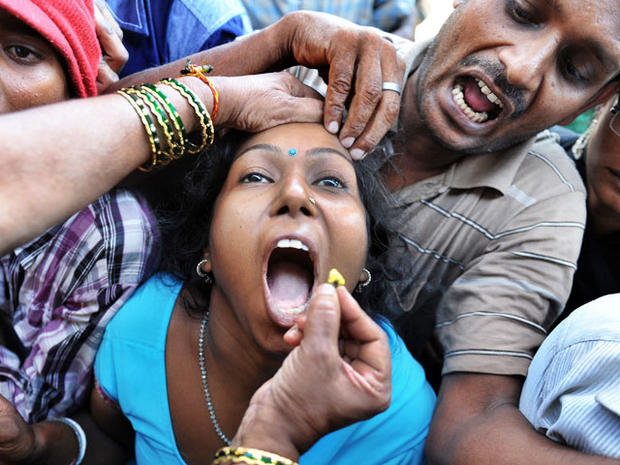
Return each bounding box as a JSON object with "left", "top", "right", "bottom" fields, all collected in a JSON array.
[
  {"left": 517, "top": 129, "right": 585, "bottom": 197},
  {"left": 520, "top": 294, "right": 620, "bottom": 458}
]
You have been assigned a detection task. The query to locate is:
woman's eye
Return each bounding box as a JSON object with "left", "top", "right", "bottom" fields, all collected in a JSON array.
[
  {"left": 6, "top": 45, "right": 41, "bottom": 63},
  {"left": 315, "top": 177, "right": 344, "bottom": 189},
  {"left": 241, "top": 172, "right": 271, "bottom": 184}
]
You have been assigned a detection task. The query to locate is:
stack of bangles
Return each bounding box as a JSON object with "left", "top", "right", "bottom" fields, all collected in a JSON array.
[
  {"left": 116, "top": 60, "right": 218, "bottom": 172},
  {"left": 212, "top": 446, "right": 299, "bottom": 465}
]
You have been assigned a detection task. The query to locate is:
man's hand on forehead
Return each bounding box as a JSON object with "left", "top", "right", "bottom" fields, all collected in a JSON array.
[{"left": 284, "top": 12, "right": 407, "bottom": 160}]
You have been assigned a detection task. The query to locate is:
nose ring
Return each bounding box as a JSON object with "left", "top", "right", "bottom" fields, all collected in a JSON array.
[{"left": 308, "top": 197, "right": 316, "bottom": 206}]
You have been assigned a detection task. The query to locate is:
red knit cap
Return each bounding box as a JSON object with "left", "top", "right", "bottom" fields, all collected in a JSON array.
[{"left": 0, "top": 0, "right": 101, "bottom": 97}]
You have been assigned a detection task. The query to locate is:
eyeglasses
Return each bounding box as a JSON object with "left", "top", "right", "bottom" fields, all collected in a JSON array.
[{"left": 611, "top": 95, "right": 620, "bottom": 137}]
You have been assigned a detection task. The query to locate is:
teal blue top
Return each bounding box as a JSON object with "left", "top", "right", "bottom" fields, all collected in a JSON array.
[{"left": 94, "top": 274, "right": 436, "bottom": 465}]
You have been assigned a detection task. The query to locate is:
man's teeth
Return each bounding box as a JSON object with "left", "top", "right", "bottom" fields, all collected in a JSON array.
[
  {"left": 452, "top": 84, "right": 488, "bottom": 123},
  {"left": 475, "top": 78, "right": 503, "bottom": 108},
  {"left": 276, "top": 238, "right": 309, "bottom": 251}
]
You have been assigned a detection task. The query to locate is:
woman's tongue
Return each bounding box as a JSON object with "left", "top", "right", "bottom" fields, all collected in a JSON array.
[
  {"left": 267, "top": 261, "right": 311, "bottom": 311},
  {"left": 463, "top": 79, "right": 496, "bottom": 113}
]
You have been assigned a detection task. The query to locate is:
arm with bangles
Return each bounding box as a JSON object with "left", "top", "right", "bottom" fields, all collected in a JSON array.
[
  {"left": 112, "top": 11, "right": 406, "bottom": 158},
  {"left": 0, "top": 71, "right": 322, "bottom": 256},
  {"left": 1, "top": 11, "right": 405, "bottom": 255}
]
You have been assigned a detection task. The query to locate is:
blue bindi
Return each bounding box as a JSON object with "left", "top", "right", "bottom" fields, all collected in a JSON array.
[{"left": 288, "top": 148, "right": 297, "bottom": 157}]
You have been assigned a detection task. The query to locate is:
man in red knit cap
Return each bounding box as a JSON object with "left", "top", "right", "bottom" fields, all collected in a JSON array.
[{"left": 0, "top": 0, "right": 158, "bottom": 425}]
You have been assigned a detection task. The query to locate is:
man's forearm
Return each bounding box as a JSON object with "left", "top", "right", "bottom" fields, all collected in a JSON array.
[
  {"left": 113, "top": 15, "right": 292, "bottom": 90},
  {"left": 426, "top": 373, "right": 620, "bottom": 465}
]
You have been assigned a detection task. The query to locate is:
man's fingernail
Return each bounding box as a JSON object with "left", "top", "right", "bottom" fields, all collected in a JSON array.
[
  {"left": 350, "top": 148, "right": 366, "bottom": 160},
  {"left": 341, "top": 137, "right": 355, "bottom": 148},
  {"left": 317, "top": 283, "right": 336, "bottom": 296},
  {"left": 327, "top": 121, "right": 339, "bottom": 133}
]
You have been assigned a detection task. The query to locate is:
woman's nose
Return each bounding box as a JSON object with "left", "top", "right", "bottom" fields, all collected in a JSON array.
[{"left": 270, "top": 175, "right": 317, "bottom": 218}]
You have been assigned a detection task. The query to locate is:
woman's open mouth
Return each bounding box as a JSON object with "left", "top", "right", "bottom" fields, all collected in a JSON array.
[{"left": 264, "top": 238, "right": 316, "bottom": 326}]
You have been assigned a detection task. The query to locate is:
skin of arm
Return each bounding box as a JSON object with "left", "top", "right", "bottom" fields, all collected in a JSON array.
[
  {"left": 0, "top": 72, "right": 322, "bottom": 255},
  {"left": 113, "top": 11, "right": 405, "bottom": 157},
  {"left": 426, "top": 373, "right": 620, "bottom": 465}
]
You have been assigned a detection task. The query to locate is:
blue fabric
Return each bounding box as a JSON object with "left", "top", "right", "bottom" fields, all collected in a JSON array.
[
  {"left": 95, "top": 273, "right": 436, "bottom": 465},
  {"left": 107, "top": 0, "right": 252, "bottom": 76},
  {"left": 240, "top": 0, "right": 416, "bottom": 32}
]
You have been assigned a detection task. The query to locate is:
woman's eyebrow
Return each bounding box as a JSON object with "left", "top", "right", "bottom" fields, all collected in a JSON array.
[
  {"left": 235, "top": 144, "right": 351, "bottom": 163},
  {"left": 235, "top": 143, "right": 282, "bottom": 160},
  {"left": 306, "top": 147, "right": 353, "bottom": 164}
]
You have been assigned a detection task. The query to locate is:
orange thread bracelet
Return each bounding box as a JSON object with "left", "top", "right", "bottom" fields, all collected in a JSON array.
[{"left": 181, "top": 59, "right": 219, "bottom": 121}]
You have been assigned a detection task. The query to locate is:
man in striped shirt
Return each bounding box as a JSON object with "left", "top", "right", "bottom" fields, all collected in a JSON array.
[
  {"left": 371, "top": 1, "right": 619, "bottom": 464},
  {"left": 287, "top": 6, "right": 617, "bottom": 459}
]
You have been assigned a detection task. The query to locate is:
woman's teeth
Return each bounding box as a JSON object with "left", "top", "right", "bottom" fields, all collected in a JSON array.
[
  {"left": 279, "top": 302, "right": 308, "bottom": 316},
  {"left": 276, "top": 238, "right": 309, "bottom": 251}
]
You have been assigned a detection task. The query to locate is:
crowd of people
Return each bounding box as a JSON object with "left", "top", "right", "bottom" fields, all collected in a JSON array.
[{"left": 0, "top": 0, "right": 618, "bottom": 464}]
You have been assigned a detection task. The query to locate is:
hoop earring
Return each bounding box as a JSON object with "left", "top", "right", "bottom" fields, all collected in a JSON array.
[
  {"left": 356, "top": 268, "right": 372, "bottom": 293},
  {"left": 196, "top": 258, "right": 212, "bottom": 284}
]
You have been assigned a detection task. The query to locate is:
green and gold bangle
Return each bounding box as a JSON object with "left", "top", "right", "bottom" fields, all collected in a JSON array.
[
  {"left": 159, "top": 78, "right": 213, "bottom": 153},
  {"left": 117, "top": 88, "right": 160, "bottom": 171},
  {"left": 142, "top": 83, "right": 186, "bottom": 158},
  {"left": 212, "top": 446, "right": 298, "bottom": 465},
  {"left": 127, "top": 86, "right": 179, "bottom": 160}
]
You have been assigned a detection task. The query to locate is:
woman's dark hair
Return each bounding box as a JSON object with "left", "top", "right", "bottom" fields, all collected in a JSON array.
[{"left": 140, "top": 128, "right": 406, "bottom": 318}]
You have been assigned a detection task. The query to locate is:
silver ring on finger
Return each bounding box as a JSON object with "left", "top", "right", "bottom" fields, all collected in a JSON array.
[{"left": 381, "top": 81, "right": 402, "bottom": 95}]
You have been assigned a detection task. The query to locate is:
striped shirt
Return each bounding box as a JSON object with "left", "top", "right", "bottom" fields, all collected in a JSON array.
[
  {"left": 291, "top": 37, "right": 586, "bottom": 379},
  {"left": 240, "top": 0, "right": 416, "bottom": 32},
  {"left": 0, "top": 189, "right": 158, "bottom": 422},
  {"left": 388, "top": 40, "right": 587, "bottom": 378},
  {"left": 519, "top": 294, "right": 620, "bottom": 458}
]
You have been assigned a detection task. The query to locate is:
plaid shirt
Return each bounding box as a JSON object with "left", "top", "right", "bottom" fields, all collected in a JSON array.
[
  {"left": 240, "top": 0, "right": 416, "bottom": 32},
  {"left": 0, "top": 189, "right": 158, "bottom": 422}
]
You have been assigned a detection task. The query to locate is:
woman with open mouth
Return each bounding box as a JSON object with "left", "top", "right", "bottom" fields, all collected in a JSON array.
[{"left": 6, "top": 122, "right": 436, "bottom": 465}]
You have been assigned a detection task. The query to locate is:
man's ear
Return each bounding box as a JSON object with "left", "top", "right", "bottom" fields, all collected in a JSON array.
[{"left": 557, "top": 82, "right": 619, "bottom": 126}]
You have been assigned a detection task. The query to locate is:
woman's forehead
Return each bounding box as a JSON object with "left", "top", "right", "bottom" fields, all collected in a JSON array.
[{"left": 238, "top": 123, "right": 351, "bottom": 160}]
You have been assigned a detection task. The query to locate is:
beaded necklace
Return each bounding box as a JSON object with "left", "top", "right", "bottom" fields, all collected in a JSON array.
[{"left": 198, "top": 311, "right": 232, "bottom": 446}]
